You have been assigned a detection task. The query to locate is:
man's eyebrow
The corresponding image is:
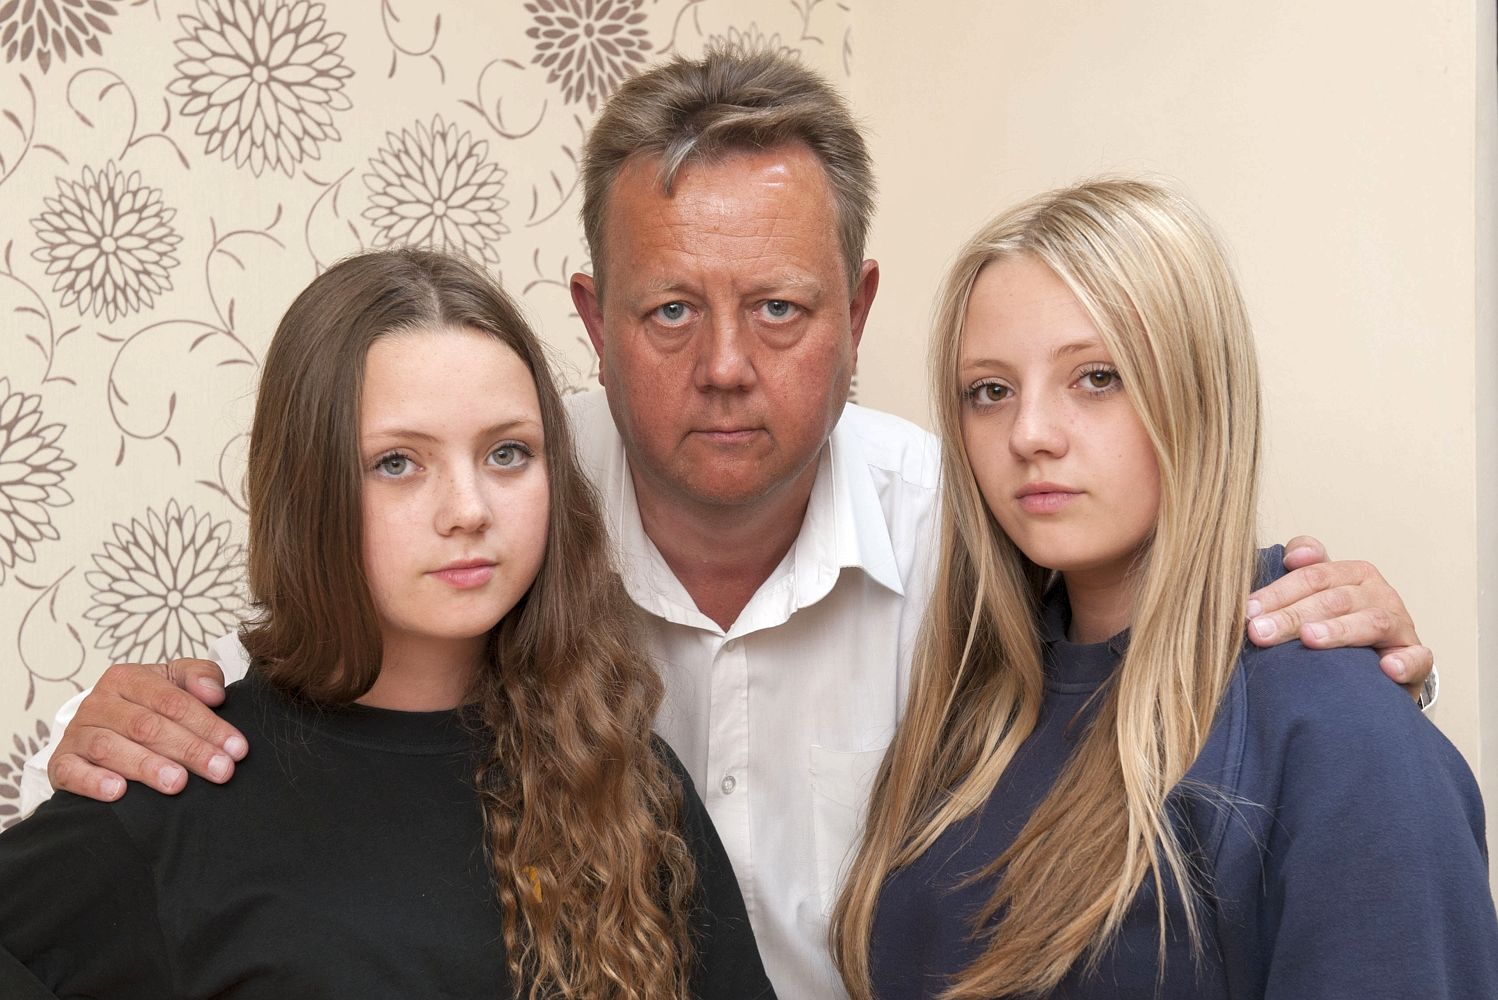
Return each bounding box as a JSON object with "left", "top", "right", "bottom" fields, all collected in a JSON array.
[
  {"left": 638, "top": 274, "right": 826, "bottom": 298},
  {"left": 363, "top": 418, "right": 544, "bottom": 443}
]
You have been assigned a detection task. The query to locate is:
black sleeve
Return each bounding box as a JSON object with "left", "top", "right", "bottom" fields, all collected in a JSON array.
[
  {"left": 0, "top": 793, "right": 174, "bottom": 998},
  {"left": 654, "top": 738, "right": 778, "bottom": 1000}
]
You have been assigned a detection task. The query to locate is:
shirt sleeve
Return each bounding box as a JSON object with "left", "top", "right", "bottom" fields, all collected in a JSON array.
[
  {"left": 20, "top": 630, "right": 251, "bottom": 815},
  {"left": 655, "top": 739, "right": 778, "bottom": 999},
  {"left": 1248, "top": 651, "right": 1498, "bottom": 999},
  {"left": 0, "top": 792, "right": 175, "bottom": 997}
]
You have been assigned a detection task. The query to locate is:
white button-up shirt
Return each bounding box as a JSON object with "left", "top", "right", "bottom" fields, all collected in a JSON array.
[
  {"left": 24, "top": 389, "right": 941, "bottom": 999},
  {"left": 568, "top": 390, "right": 940, "bottom": 998}
]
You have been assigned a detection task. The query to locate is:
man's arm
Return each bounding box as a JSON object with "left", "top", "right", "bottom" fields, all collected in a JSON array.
[
  {"left": 29, "top": 633, "right": 251, "bottom": 806},
  {"left": 1246, "top": 536, "right": 1434, "bottom": 700}
]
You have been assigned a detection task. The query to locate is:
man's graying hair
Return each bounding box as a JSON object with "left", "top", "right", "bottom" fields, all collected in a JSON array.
[{"left": 581, "top": 44, "right": 876, "bottom": 293}]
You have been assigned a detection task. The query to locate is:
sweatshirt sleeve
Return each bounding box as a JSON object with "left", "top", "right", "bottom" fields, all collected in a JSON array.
[
  {"left": 655, "top": 739, "right": 778, "bottom": 1000},
  {"left": 1239, "top": 646, "right": 1498, "bottom": 1000},
  {"left": 0, "top": 792, "right": 175, "bottom": 998}
]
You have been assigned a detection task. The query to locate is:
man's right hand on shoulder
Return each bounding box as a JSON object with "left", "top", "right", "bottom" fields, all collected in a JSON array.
[{"left": 48, "top": 659, "right": 248, "bottom": 801}]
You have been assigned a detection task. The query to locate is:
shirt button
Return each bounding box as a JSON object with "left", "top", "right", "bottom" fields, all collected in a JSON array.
[{"left": 720, "top": 774, "right": 737, "bottom": 795}]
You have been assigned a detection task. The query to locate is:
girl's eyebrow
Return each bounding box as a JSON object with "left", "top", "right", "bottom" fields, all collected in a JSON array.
[
  {"left": 363, "top": 417, "right": 544, "bottom": 444},
  {"left": 959, "top": 340, "right": 1107, "bottom": 373}
]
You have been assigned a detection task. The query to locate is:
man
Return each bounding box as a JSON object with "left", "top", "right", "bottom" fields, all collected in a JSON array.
[{"left": 24, "top": 47, "right": 1433, "bottom": 997}]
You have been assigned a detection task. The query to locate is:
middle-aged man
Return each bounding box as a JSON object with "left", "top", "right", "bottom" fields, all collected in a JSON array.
[{"left": 23, "top": 47, "right": 1434, "bottom": 997}]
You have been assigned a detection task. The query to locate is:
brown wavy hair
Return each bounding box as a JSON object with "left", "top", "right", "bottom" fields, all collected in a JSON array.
[{"left": 242, "top": 247, "right": 697, "bottom": 999}]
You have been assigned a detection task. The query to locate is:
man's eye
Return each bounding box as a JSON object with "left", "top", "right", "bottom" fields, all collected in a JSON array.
[
  {"left": 762, "top": 299, "right": 795, "bottom": 320},
  {"left": 654, "top": 302, "right": 690, "bottom": 325}
]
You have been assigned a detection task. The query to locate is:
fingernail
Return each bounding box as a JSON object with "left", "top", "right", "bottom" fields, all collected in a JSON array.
[
  {"left": 100, "top": 776, "right": 124, "bottom": 799},
  {"left": 1287, "top": 546, "right": 1316, "bottom": 562},
  {"left": 1387, "top": 657, "right": 1406, "bottom": 681},
  {"left": 1251, "top": 617, "right": 1275, "bottom": 640},
  {"left": 207, "top": 754, "right": 232, "bottom": 781},
  {"left": 196, "top": 677, "right": 224, "bottom": 694},
  {"left": 1245, "top": 599, "right": 1262, "bottom": 618},
  {"left": 159, "top": 764, "right": 185, "bottom": 790},
  {"left": 1306, "top": 623, "right": 1329, "bottom": 641},
  {"left": 224, "top": 735, "right": 248, "bottom": 760}
]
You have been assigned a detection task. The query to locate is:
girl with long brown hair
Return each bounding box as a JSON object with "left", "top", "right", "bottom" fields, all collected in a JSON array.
[
  {"left": 832, "top": 179, "right": 1498, "bottom": 998},
  {"left": 0, "top": 248, "right": 773, "bottom": 1000}
]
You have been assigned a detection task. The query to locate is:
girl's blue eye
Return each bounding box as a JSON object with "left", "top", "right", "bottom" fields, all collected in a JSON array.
[
  {"left": 490, "top": 443, "right": 532, "bottom": 468},
  {"left": 375, "top": 453, "right": 410, "bottom": 476}
]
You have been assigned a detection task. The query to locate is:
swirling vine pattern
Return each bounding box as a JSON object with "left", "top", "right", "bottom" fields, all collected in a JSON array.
[{"left": 0, "top": 0, "right": 850, "bottom": 811}]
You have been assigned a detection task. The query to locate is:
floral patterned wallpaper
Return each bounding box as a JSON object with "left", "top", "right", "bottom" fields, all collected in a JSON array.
[{"left": 0, "top": 0, "right": 853, "bottom": 825}]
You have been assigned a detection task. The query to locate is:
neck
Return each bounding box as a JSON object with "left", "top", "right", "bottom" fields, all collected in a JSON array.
[
  {"left": 356, "top": 633, "right": 484, "bottom": 711},
  {"left": 633, "top": 463, "right": 818, "bottom": 631},
  {"left": 1061, "top": 567, "right": 1135, "bottom": 644}
]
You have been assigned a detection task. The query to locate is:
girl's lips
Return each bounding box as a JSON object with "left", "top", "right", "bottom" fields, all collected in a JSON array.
[
  {"left": 1017, "top": 491, "right": 1081, "bottom": 514},
  {"left": 430, "top": 564, "right": 495, "bottom": 588}
]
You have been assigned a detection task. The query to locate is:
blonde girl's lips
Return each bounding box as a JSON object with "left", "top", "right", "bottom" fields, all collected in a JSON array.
[
  {"left": 430, "top": 564, "right": 495, "bottom": 588},
  {"left": 1017, "top": 491, "right": 1081, "bottom": 514}
]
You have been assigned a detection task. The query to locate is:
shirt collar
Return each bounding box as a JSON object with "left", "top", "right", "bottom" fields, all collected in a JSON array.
[{"left": 599, "top": 404, "right": 906, "bottom": 634}]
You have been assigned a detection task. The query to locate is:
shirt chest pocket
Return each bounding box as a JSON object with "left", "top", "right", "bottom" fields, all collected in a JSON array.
[{"left": 808, "top": 743, "right": 889, "bottom": 914}]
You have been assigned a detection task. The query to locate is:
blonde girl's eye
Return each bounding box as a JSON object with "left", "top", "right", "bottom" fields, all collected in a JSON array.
[
  {"left": 1078, "top": 365, "right": 1122, "bottom": 394},
  {"left": 489, "top": 442, "right": 534, "bottom": 468},
  {"left": 966, "top": 379, "right": 1011, "bottom": 407}
]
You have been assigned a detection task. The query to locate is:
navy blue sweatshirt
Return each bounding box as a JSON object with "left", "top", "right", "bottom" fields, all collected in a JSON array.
[{"left": 869, "top": 549, "right": 1498, "bottom": 998}]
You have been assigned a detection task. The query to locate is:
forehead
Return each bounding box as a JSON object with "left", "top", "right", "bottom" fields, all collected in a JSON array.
[
  {"left": 360, "top": 326, "right": 541, "bottom": 427},
  {"left": 961, "top": 256, "right": 1100, "bottom": 358},
  {"left": 600, "top": 143, "right": 844, "bottom": 290}
]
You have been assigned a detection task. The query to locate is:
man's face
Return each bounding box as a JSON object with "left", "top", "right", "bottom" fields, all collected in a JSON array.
[{"left": 571, "top": 143, "right": 878, "bottom": 517}]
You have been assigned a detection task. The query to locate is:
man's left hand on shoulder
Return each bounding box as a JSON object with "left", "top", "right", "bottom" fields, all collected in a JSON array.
[{"left": 1244, "top": 535, "right": 1433, "bottom": 702}]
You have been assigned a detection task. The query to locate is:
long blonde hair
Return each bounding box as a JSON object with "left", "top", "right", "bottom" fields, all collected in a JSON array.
[{"left": 833, "top": 179, "right": 1262, "bottom": 998}]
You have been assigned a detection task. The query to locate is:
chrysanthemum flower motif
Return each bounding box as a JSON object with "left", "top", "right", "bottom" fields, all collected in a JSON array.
[
  {"left": 362, "top": 116, "right": 507, "bottom": 266},
  {"left": 167, "top": 0, "right": 353, "bottom": 177},
  {"left": 0, "top": 379, "right": 73, "bottom": 585},
  {"left": 30, "top": 162, "right": 182, "bottom": 322},
  {"left": 708, "top": 23, "right": 799, "bottom": 61},
  {"left": 84, "top": 500, "right": 244, "bottom": 663},
  {"left": 0, "top": 0, "right": 124, "bottom": 73},
  {"left": 525, "top": 0, "right": 652, "bottom": 113},
  {"left": 0, "top": 719, "right": 50, "bottom": 830}
]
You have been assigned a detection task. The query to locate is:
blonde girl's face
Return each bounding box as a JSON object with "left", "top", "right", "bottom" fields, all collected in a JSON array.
[
  {"left": 358, "top": 326, "right": 550, "bottom": 674},
  {"left": 957, "top": 255, "right": 1161, "bottom": 596}
]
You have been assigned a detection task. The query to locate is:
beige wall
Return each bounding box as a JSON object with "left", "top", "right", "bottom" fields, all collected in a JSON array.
[
  {"left": 856, "top": 0, "right": 1495, "bottom": 882},
  {"left": 0, "top": 0, "right": 1490, "bottom": 889}
]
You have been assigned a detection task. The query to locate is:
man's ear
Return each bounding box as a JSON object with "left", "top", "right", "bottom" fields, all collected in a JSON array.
[
  {"left": 848, "top": 259, "right": 880, "bottom": 363},
  {"left": 570, "top": 272, "right": 606, "bottom": 386}
]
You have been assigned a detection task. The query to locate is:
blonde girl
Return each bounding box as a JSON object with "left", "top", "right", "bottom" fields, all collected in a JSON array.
[{"left": 833, "top": 179, "right": 1497, "bottom": 999}]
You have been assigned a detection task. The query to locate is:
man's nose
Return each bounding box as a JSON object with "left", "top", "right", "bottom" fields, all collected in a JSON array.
[
  {"left": 694, "top": 313, "right": 757, "bottom": 391},
  {"left": 436, "top": 466, "right": 493, "bottom": 535}
]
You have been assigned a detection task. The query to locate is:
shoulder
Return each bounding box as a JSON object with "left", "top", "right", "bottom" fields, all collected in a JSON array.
[
  {"left": 1229, "top": 639, "right": 1484, "bottom": 839},
  {"left": 833, "top": 402, "right": 942, "bottom": 492}
]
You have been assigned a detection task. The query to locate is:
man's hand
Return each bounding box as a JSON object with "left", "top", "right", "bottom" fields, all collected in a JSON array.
[
  {"left": 47, "top": 659, "right": 248, "bottom": 801},
  {"left": 1246, "top": 535, "right": 1433, "bottom": 698}
]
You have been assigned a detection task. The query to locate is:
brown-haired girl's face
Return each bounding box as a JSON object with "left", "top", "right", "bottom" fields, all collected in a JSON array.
[{"left": 358, "top": 325, "right": 550, "bottom": 674}]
